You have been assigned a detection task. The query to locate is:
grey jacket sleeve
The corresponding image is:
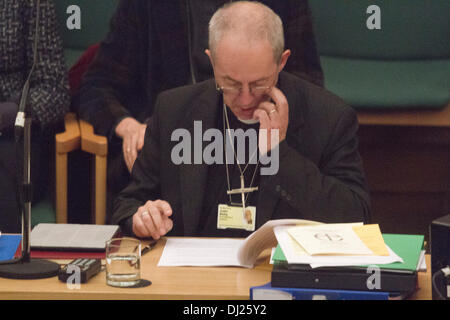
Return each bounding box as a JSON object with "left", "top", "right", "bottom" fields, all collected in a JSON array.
[{"left": 24, "top": 0, "right": 70, "bottom": 129}]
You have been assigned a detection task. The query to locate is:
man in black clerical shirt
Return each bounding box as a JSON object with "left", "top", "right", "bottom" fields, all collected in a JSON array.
[
  {"left": 112, "top": 2, "right": 371, "bottom": 239},
  {"left": 73, "top": 0, "right": 324, "bottom": 222}
]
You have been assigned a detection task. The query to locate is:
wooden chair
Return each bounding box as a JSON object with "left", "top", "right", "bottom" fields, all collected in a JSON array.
[
  {"left": 31, "top": 112, "right": 80, "bottom": 226},
  {"left": 79, "top": 119, "right": 107, "bottom": 225},
  {"left": 54, "top": 113, "right": 81, "bottom": 223}
]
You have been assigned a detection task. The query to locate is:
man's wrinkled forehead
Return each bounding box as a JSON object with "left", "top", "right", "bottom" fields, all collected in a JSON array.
[{"left": 210, "top": 35, "right": 277, "bottom": 66}]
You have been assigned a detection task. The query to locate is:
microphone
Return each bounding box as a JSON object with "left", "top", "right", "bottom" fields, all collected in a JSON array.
[{"left": 14, "top": 0, "right": 41, "bottom": 141}]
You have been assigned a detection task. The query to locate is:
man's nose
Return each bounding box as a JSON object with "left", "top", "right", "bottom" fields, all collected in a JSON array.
[{"left": 237, "top": 85, "right": 254, "bottom": 106}]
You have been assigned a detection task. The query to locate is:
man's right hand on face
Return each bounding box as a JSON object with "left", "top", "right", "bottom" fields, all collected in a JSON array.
[
  {"left": 115, "top": 117, "right": 147, "bottom": 172},
  {"left": 132, "top": 200, "right": 173, "bottom": 239}
]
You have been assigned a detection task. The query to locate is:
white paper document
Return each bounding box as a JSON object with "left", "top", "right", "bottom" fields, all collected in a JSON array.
[
  {"left": 158, "top": 238, "right": 251, "bottom": 268},
  {"left": 274, "top": 226, "right": 403, "bottom": 268},
  {"left": 158, "top": 219, "right": 322, "bottom": 268},
  {"left": 287, "top": 224, "right": 373, "bottom": 255}
]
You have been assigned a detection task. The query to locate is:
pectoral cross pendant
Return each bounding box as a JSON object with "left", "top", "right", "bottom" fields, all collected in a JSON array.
[{"left": 227, "top": 175, "right": 258, "bottom": 214}]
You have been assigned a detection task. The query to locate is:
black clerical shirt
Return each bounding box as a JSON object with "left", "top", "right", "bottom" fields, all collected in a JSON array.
[{"left": 197, "top": 107, "right": 261, "bottom": 237}]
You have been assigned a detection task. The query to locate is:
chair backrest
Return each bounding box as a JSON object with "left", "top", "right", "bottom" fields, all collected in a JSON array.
[
  {"left": 54, "top": 0, "right": 119, "bottom": 51},
  {"left": 309, "top": 0, "right": 450, "bottom": 60}
]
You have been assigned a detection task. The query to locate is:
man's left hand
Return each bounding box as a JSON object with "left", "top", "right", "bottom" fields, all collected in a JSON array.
[{"left": 253, "top": 86, "right": 289, "bottom": 154}]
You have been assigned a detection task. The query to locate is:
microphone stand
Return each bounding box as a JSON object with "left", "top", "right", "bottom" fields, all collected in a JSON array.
[
  {"left": 0, "top": 101, "right": 60, "bottom": 280},
  {"left": 0, "top": 0, "right": 59, "bottom": 279}
]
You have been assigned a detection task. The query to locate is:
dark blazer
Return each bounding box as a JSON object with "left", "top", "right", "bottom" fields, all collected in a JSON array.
[{"left": 113, "top": 72, "right": 371, "bottom": 237}]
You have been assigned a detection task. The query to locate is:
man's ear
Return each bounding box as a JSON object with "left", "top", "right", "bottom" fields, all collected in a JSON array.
[
  {"left": 277, "top": 49, "right": 291, "bottom": 72},
  {"left": 205, "top": 49, "right": 214, "bottom": 67}
]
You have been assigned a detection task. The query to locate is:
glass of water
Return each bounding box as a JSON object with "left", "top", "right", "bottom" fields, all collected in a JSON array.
[{"left": 105, "top": 237, "right": 141, "bottom": 287}]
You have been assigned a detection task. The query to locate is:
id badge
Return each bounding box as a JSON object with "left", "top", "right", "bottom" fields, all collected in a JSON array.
[{"left": 217, "top": 204, "right": 256, "bottom": 231}]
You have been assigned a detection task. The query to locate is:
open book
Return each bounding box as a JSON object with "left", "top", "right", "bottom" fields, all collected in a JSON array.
[{"left": 158, "top": 219, "right": 321, "bottom": 268}]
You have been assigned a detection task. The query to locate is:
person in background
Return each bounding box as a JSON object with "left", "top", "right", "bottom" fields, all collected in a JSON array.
[
  {"left": 0, "top": 0, "right": 70, "bottom": 232},
  {"left": 71, "top": 0, "right": 324, "bottom": 222}
]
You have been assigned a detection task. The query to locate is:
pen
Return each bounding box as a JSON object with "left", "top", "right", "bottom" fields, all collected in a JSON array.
[{"left": 141, "top": 240, "right": 157, "bottom": 256}]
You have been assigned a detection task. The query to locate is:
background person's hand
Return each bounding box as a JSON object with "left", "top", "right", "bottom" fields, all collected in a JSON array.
[
  {"left": 115, "top": 117, "right": 147, "bottom": 172},
  {"left": 132, "top": 200, "right": 173, "bottom": 239}
]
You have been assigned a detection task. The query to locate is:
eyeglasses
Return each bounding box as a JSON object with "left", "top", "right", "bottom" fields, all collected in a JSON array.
[{"left": 216, "top": 83, "right": 272, "bottom": 98}]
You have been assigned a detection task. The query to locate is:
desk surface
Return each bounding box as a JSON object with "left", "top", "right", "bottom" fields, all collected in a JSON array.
[{"left": 0, "top": 238, "right": 432, "bottom": 300}]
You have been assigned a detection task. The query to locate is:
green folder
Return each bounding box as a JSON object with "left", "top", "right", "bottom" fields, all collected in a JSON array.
[{"left": 273, "top": 233, "right": 424, "bottom": 272}]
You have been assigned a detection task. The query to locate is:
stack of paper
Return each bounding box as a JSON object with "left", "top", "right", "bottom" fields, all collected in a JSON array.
[
  {"left": 273, "top": 223, "right": 404, "bottom": 268},
  {"left": 156, "top": 219, "right": 424, "bottom": 271},
  {"left": 158, "top": 219, "right": 321, "bottom": 268}
]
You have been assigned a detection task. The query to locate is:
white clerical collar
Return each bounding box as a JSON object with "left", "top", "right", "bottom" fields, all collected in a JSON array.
[
  {"left": 237, "top": 117, "right": 260, "bottom": 125},
  {"left": 223, "top": 102, "right": 260, "bottom": 125}
]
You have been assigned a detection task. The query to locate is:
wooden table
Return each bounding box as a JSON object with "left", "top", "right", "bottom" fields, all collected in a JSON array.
[{"left": 0, "top": 238, "right": 432, "bottom": 300}]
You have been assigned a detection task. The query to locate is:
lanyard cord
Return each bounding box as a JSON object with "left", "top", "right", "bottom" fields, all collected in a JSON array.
[{"left": 222, "top": 102, "right": 260, "bottom": 205}]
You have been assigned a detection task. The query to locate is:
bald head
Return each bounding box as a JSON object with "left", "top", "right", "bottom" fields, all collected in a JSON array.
[{"left": 208, "top": 1, "right": 285, "bottom": 63}]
